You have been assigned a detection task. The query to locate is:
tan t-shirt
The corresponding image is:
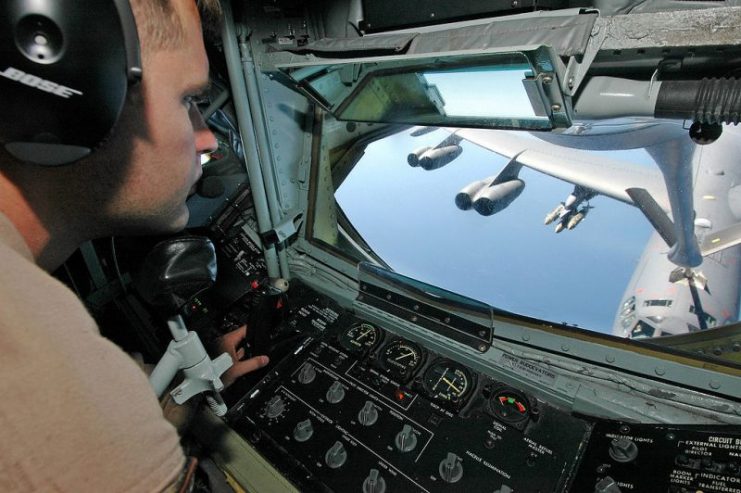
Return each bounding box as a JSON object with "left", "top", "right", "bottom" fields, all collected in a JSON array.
[{"left": 0, "top": 213, "right": 184, "bottom": 492}]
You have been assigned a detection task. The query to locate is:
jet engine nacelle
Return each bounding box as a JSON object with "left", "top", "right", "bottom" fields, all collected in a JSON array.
[
  {"left": 472, "top": 179, "right": 525, "bottom": 216},
  {"left": 455, "top": 177, "right": 495, "bottom": 210},
  {"left": 418, "top": 145, "right": 463, "bottom": 170},
  {"left": 407, "top": 146, "right": 432, "bottom": 167}
]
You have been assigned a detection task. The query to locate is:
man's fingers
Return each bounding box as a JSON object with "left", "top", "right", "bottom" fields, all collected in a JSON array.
[
  {"left": 222, "top": 324, "right": 248, "bottom": 346},
  {"left": 236, "top": 348, "right": 246, "bottom": 360},
  {"left": 230, "top": 355, "right": 269, "bottom": 379},
  {"left": 222, "top": 355, "right": 268, "bottom": 387}
]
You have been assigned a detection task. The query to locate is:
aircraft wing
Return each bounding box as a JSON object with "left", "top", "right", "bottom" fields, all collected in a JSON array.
[{"left": 451, "top": 127, "right": 670, "bottom": 211}]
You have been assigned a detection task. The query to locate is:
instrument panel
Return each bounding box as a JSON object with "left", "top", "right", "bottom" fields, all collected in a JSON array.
[
  {"left": 228, "top": 317, "right": 591, "bottom": 493},
  {"left": 224, "top": 304, "right": 741, "bottom": 493}
]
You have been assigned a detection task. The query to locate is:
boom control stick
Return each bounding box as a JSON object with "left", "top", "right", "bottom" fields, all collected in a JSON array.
[
  {"left": 133, "top": 236, "right": 233, "bottom": 416},
  {"left": 241, "top": 277, "right": 289, "bottom": 359}
]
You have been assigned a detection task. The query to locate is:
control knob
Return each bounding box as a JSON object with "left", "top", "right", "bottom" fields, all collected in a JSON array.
[
  {"left": 395, "top": 424, "right": 417, "bottom": 453},
  {"left": 293, "top": 419, "right": 314, "bottom": 442},
  {"left": 265, "top": 395, "right": 285, "bottom": 419},
  {"left": 362, "top": 469, "right": 386, "bottom": 493},
  {"left": 594, "top": 476, "right": 622, "bottom": 493},
  {"left": 358, "top": 401, "right": 379, "bottom": 426},
  {"left": 326, "top": 380, "right": 346, "bottom": 404},
  {"left": 608, "top": 438, "right": 638, "bottom": 463},
  {"left": 298, "top": 363, "right": 317, "bottom": 384},
  {"left": 439, "top": 452, "right": 463, "bottom": 483},
  {"left": 325, "top": 441, "right": 347, "bottom": 469}
]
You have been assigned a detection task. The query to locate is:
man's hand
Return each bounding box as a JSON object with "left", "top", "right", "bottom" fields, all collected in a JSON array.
[{"left": 216, "top": 325, "right": 269, "bottom": 387}]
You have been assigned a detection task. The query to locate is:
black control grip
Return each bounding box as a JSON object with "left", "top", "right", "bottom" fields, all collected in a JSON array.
[{"left": 242, "top": 281, "right": 287, "bottom": 358}]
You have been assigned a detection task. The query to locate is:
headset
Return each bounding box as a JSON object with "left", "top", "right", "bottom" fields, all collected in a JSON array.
[{"left": 0, "top": 0, "right": 141, "bottom": 166}]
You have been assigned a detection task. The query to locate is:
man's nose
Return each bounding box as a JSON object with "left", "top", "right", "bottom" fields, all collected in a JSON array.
[{"left": 190, "top": 106, "right": 218, "bottom": 154}]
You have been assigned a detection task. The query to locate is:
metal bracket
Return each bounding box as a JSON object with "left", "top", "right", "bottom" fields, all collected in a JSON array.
[
  {"left": 261, "top": 212, "right": 304, "bottom": 247},
  {"left": 563, "top": 15, "right": 607, "bottom": 97}
]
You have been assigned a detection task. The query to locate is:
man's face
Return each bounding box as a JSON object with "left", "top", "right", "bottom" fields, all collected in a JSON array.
[{"left": 105, "top": 0, "right": 216, "bottom": 234}]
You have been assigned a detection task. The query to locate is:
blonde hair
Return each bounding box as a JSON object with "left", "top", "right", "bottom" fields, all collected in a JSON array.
[{"left": 129, "top": 0, "right": 223, "bottom": 54}]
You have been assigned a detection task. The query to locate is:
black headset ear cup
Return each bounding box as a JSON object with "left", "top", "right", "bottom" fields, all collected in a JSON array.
[{"left": 0, "top": 0, "right": 141, "bottom": 166}]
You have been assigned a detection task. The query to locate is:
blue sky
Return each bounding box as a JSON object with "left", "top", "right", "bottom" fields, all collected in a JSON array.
[
  {"left": 425, "top": 66, "right": 540, "bottom": 119},
  {"left": 336, "top": 128, "right": 655, "bottom": 334}
]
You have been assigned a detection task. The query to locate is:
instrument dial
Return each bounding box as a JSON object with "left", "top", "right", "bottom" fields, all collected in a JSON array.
[
  {"left": 379, "top": 339, "right": 423, "bottom": 379},
  {"left": 338, "top": 322, "right": 381, "bottom": 353},
  {"left": 422, "top": 360, "right": 473, "bottom": 405},
  {"left": 489, "top": 387, "right": 530, "bottom": 427}
]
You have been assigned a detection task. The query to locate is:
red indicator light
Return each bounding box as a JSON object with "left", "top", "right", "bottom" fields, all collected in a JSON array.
[
  {"left": 251, "top": 280, "right": 260, "bottom": 289},
  {"left": 395, "top": 389, "right": 406, "bottom": 401}
]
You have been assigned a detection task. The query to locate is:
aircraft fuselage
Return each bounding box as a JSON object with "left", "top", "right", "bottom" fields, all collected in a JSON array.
[{"left": 612, "top": 127, "right": 741, "bottom": 337}]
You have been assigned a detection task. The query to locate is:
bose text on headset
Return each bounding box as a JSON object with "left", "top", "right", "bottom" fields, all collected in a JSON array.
[{"left": 0, "top": 0, "right": 142, "bottom": 166}]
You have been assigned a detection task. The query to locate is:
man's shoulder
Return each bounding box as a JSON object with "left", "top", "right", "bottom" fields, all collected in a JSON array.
[{"left": 0, "top": 211, "right": 33, "bottom": 261}]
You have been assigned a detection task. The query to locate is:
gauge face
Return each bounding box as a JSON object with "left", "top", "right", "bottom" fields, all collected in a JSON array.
[
  {"left": 489, "top": 388, "right": 530, "bottom": 426},
  {"left": 380, "top": 339, "right": 423, "bottom": 379},
  {"left": 422, "top": 360, "right": 472, "bottom": 404},
  {"left": 338, "top": 322, "right": 381, "bottom": 353}
]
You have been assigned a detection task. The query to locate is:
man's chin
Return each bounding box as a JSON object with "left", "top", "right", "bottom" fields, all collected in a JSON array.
[{"left": 114, "top": 206, "right": 190, "bottom": 237}]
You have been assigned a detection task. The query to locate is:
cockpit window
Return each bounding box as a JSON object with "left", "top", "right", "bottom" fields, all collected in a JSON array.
[
  {"left": 644, "top": 299, "right": 673, "bottom": 307},
  {"left": 333, "top": 127, "right": 655, "bottom": 334},
  {"left": 322, "top": 122, "right": 741, "bottom": 351},
  {"left": 630, "top": 321, "right": 657, "bottom": 339},
  {"left": 689, "top": 305, "right": 718, "bottom": 328}
]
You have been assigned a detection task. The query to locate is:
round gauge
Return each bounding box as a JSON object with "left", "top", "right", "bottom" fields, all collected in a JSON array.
[
  {"left": 422, "top": 360, "right": 473, "bottom": 405},
  {"left": 338, "top": 322, "right": 381, "bottom": 353},
  {"left": 489, "top": 388, "right": 530, "bottom": 426},
  {"left": 380, "top": 339, "right": 424, "bottom": 379}
]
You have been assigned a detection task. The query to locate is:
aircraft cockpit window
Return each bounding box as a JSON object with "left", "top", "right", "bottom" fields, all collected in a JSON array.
[
  {"left": 644, "top": 299, "right": 673, "bottom": 307},
  {"left": 319, "top": 119, "right": 741, "bottom": 359},
  {"left": 689, "top": 305, "right": 718, "bottom": 328},
  {"left": 630, "top": 321, "right": 657, "bottom": 339},
  {"left": 331, "top": 126, "right": 659, "bottom": 335}
]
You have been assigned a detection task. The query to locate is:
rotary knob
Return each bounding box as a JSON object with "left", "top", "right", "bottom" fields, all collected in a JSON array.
[
  {"left": 325, "top": 441, "right": 348, "bottom": 469},
  {"left": 609, "top": 438, "right": 638, "bottom": 463},
  {"left": 265, "top": 395, "right": 285, "bottom": 419},
  {"left": 358, "top": 401, "right": 379, "bottom": 426},
  {"left": 293, "top": 418, "right": 314, "bottom": 442},
  {"left": 298, "top": 363, "right": 317, "bottom": 384},
  {"left": 326, "top": 380, "right": 346, "bottom": 404},
  {"left": 362, "top": 469, "right": 387, "bottom": 493},
  {"left": 395, "top": 424, "right": 417, "bottom": 453},
  {"left": 439, "top": 452, "right": 463, "bottom": 483},
  {"left": 594, "top": 476, "right": 622, "bottom": 493}
]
